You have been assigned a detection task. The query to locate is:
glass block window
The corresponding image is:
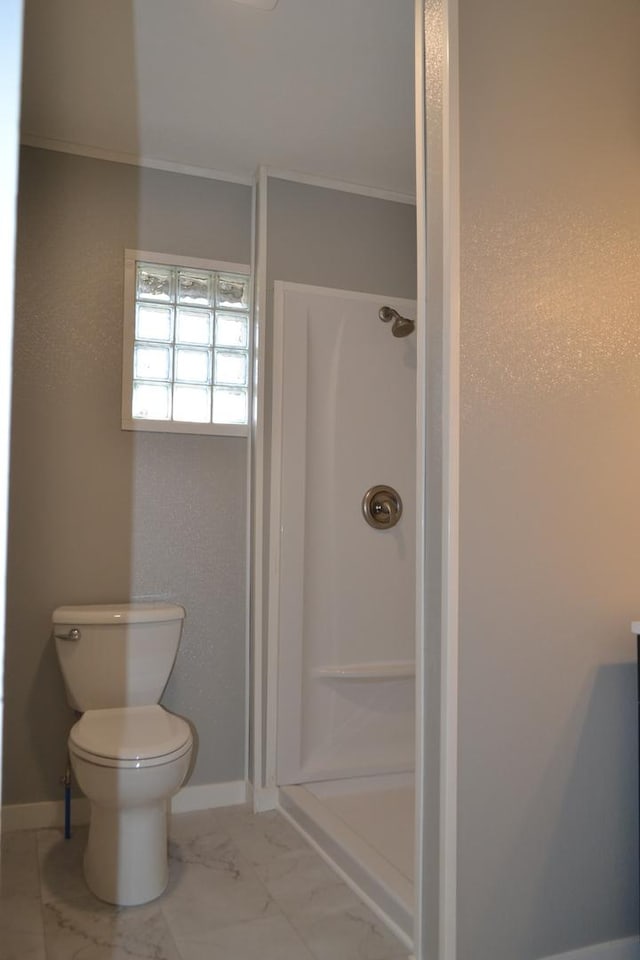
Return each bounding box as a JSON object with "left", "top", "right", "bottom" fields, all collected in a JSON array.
[{"left": 123, "top": 252, "right": 251, "bottom": 437}]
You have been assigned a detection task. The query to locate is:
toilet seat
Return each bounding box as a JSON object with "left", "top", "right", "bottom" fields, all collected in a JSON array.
[{"left": 69, "top": 705, "right": 192, "bottom": 769}]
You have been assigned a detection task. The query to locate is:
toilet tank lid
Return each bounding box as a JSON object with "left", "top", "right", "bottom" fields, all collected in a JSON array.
[{"left": 52, "top": 601, "right": 185, "bottom": 625}]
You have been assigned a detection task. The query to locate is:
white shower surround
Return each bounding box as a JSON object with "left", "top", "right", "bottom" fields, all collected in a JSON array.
[{"left": 269, "top": 282, "right": 417, "bottom": 786}]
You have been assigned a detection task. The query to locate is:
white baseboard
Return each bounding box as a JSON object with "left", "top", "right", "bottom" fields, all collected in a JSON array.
[
  {"left": 170, "top": 779, "right": 247, "bottom": 814},
  {"left": 541, "top": 937, "right": 639, "bottom": 960},
  {"left": 251, "top": 785, "right": 279, "bottom": 812},
  {"left": 2, "top": 780, "right": 247, "bottom": 831}
]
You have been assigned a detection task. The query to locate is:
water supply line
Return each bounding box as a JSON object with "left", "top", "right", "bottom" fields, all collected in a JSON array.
[{"left": 60, "top": 758, "right": 72, "bottom": 839}]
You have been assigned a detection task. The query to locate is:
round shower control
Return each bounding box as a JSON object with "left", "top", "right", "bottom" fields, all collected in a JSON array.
[{"left": 362, "top": 485, "right": 403, "bottom": 529}]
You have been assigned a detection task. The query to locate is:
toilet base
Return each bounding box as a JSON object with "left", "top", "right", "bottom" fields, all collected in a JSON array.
[{"left": 84, "top": 800, "right": 169, "bottom": 906}]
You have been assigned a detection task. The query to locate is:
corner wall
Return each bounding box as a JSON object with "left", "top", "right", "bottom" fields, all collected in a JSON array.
[
  {"left": 3, "top": 147, "right": 252, "bottom": 804},
  {"left": 458, "top": 1, "right": 640, "bottom": 957}
]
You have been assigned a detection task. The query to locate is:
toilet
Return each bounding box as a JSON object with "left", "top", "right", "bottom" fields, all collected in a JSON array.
[{"left": 52, "top": 601, "right": 193, "bottom": 907}]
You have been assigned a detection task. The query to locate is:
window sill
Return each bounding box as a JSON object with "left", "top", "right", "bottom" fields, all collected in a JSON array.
[{"left": 122, "top": 418, "right": 249, "bottom": 438}]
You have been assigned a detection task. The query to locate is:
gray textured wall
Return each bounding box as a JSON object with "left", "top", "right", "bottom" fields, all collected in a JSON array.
[
  {"left": 3, "top": 147, "right": 252, "bottom": 804},
  {"left": 458, "top": 1, "right": 640, "bottom": 957},
  {"left": 267, "top": 177, "right": 416, "bottom": 298}
]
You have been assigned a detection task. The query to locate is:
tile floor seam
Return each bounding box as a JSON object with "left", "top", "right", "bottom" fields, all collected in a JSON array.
[{"left": 159, "top": 907, "right": 186, "bottom": 960}]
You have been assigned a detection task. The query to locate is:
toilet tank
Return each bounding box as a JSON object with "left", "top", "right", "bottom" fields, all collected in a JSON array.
[{"left": 52, "top": 602, "right": 185, "bottom": 710}]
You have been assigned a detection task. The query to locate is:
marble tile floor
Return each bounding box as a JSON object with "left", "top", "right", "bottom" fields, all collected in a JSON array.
[{"left": 0, "top": 803, "right": 410, "bottom": 960}]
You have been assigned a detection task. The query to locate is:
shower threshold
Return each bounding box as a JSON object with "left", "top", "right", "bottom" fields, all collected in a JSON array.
[{"left": 279, "top": 772, "right": 414, "bottom": 948}]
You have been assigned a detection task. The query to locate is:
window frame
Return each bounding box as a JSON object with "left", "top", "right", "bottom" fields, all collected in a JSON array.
[{"left": 122, "top": 249, "right": 251, "bottom": 438}]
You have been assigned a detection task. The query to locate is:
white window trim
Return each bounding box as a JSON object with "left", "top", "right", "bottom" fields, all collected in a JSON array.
[{"left": 122, "top": 249, "right": 251, "bottom": 438}]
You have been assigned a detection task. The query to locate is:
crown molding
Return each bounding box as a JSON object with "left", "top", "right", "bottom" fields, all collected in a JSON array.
[
  {"left": 19, "top": 134, "right": 255, "bottom": 186},
  {"left": 263, "top": 165, "right": 416, "bottom": 205},
  {"left": 18, "top": 135, "right": 416, "bottom": 204}
]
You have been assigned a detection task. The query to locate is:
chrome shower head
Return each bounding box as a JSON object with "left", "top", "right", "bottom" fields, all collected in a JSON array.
[{"left": 378, "top": 305, "right": 415, "bottom": 338}]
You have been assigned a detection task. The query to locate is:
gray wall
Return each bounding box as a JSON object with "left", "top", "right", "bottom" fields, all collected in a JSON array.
[
  {"left": 3, "top": 147, "right": 252, "bottom": 804},
  {"left": 267, "top": 177, "right": 416, "bottom": 298},
  {"left": 458, "top": 1, "right": 640, "bottom": 957}
]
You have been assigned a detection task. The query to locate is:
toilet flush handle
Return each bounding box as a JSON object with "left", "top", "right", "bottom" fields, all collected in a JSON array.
[{"left": 54, "top": 627, "right": 81, "bottom": 642}]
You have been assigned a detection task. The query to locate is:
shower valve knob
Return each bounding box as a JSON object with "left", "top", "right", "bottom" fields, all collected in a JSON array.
[{"left": 362, "top": 485, "right": 403, "bottom": 529}]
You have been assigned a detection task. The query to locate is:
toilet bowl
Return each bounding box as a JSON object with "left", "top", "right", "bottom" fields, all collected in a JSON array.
[
  {"left": 69, "top": 704, "right": 192, "bottom": 905},
  {"left": 52, "top": 601, "right": 194, "bottom": 906}
]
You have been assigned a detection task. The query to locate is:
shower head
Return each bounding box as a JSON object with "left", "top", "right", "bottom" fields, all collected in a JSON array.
[
  {"left": 392, "top": 315, "right": 415, "bottom": 338},
  {"left": 378, "top": 306, "right": 415, "bottom": 338}
]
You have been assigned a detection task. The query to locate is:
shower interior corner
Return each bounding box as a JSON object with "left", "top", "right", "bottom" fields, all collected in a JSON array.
[{"left": 263, "top": 283, "right": 417, "bottom": 950}]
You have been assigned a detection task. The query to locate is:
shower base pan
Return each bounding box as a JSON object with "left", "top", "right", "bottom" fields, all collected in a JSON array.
[{"left": 279, "top": 772, "right": 414, "bottom": 947}]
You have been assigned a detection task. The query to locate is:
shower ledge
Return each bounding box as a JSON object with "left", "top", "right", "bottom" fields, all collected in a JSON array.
[{"left": 313, "top": 660, "right": 415, "bottom": 680}]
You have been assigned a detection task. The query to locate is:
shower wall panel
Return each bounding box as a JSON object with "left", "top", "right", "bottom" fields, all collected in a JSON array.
[{"left": 272, "top": 283, "right": 416, "bottom": 785}]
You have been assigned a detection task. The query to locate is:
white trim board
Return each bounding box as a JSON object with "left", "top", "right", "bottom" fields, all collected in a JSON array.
[
  {"left": 413, "top": 0, "right": 460, "bottom": 958},
  {"left": 170, "top": 779, "right": 247, "bottom": 814},
  {"left": 18, "top": 136, "right": 417, "bottom": 205},
  {"left": 244, "top": 779, "right": 280, "bottom": 814},
  {"left": 271, "top": 280, "right": 417, "bottom": 308},
  {"left": 19, "top": 134, "right": 255, "bottom": 185},
  {"left": 2, "top": 779, "right": 247, "bottom": 831},
  {"left": 251, "top": 785, "right": 279, "bottom": 813},
  {"left": 263, "top": 166, "right": 416, "bottom": 206},
  {"left": 244, "top": 176, "right": 258, "bottom": 785},
  {"left": 439, "top": 0, "right": 460, "bottom": 957},
  {"left": 250, "top": 166, "right": 269, "bottom": 795},
  {"left": 540, "top": 938, "right": 640, "bottom": 960},
  {"left": 124, "top": 248, "right": 250, "bottom": 276}
]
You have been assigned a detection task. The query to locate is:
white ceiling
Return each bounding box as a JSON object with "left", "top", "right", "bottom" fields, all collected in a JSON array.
[{"left": 20, "top": 0, "right": 416, "bottom": 197}]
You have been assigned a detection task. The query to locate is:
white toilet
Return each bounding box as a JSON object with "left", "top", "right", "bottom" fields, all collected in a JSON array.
[{"left": 53, "top": 601, "right": 193, "bottom": 907}]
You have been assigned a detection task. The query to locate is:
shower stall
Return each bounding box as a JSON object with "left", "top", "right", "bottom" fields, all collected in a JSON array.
[{"left": 262, "top": 280, "right": 417, "bottom": 943}]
